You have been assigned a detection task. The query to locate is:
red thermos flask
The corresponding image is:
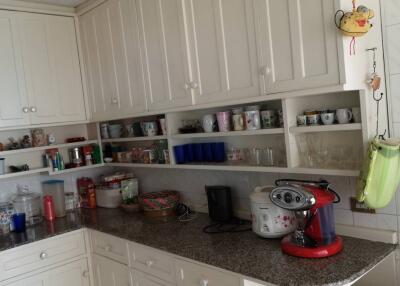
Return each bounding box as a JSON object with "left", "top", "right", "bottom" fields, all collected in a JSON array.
[{"left": 43, "top": 195, "right": 56, "bottom": 221}]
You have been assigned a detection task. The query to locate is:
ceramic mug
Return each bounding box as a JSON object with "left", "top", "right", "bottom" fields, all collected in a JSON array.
[
  {"left": 306, "top": 114, "right": 320, "bottom": 125},
  {"left": 336, "top": 108, "right": 352, "bottom": 124},
  {"left": 321, "top": 113, "right": 335, "bottom": 125},
  {"left": 297, "top": 115, "right": 307, "bottom": 126},
  {"left": 141, "top": 121, "right": 158, "bottom": 136},
  {"left": 216, "top": 111, "right": 231, "bottom": 132},
  {"left": 352, "top": 107, "right": 361, "bottom": 123},
  {"left": 232, "top": 114, "right": 245, "bottom": 131},
  {"left": 202, "top": 114, "right": 217, "bottom": 133},
  {"left": 159, "top": 118, "right": 167, "bottom": 135},
  {"left": 260, "top": 110, "right": 276, "bottom": 128},
  {"left": 244, "top": 110, "right": 261, "bottom": 130}
]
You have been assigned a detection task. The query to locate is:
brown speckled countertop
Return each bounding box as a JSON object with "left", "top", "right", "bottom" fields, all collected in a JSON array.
[
  {"left": 0, "top": 208, "right": 395, "bottom": 286},
  {"left": 81, "top": 208, "right": 396, "bottom": 286}
]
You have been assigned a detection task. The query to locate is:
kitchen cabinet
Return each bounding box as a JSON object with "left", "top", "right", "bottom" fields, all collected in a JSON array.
[
  {"left": 185, "top": 0, "right": 260, "bottom": 105},
  {"left": 79, "top": 0, "right": 147, "bottom": 121},
  {"left": 2, "top": 259, "right": 90, "bottom": 286},
  {"left": 136, "top": 0, "right": 192, "bottom": 111},
  {"left": 0, "top": 11, "right": 30, "bottom": 128},
  {"left": 254, "top": 0, "right": 340, "bottom": 94},
  {"left": 92, "top": 254, "right": 132, "bottom": 286},
  {"left": 16, "top": 12, "right": 86, "bottom": 124},
  {"left": 175, "top": 259, "right": 241, "bottom": 286},
  {"left": 132, "top": 270, "right": 174, "bottom": 286}
]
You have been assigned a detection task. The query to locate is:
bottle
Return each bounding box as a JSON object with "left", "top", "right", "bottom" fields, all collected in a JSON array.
[{"left": 43, "top": 196, "right": 56, "bottom": 221}]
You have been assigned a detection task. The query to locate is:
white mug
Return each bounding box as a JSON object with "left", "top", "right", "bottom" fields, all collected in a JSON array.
[
  {"left": 244, "top": 110, "right": 261, "bottom": 130},
  {"left": 202, "top": 114, "right": 217, "bottom": 133},
  {"left": 336, "top": 108, "right": 352, "bottom": 124},
  {"left": 321, "top": 113, "right": 335, "bottom": 125}
]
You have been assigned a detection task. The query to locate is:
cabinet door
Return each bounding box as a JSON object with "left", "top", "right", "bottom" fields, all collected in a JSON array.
[
  {"left": 137, "top": 0, "right": 192, "bottom": 111},
  {"left": 185, "top": 0, "right": 260, "bottom": 104},
  {"left": 92, "top": 254, "right": 132, "bottom": 286},
  {"left": 16, "top": 13, "right": 86, "bottom": 124},
  {"left": 48, "top": 259, "right": 90, "bottom": 286},
  {"left": 255, "top": 0, "right": 339, "bottom": 93},
  {"left": 175, "top": 259, "right": 240, "bottom": 286},
  {"left": 132, "top": 270, "right": 174, "bottom": 286},
  {"left": 79, "top": 0, "right": 147, "bottom": 121},
  {"left": 0, "top": 11, "right": 30, "bottom": 128}
]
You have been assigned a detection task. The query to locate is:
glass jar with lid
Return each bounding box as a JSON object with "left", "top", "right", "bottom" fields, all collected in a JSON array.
[{"left": 12, "top": 187, "right": 42, "bottom": 226}]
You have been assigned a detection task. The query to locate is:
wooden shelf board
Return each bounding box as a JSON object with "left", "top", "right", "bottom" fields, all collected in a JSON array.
[
  {"left": 0, "top": 168, "right": 51, "bottom": 179},
  {"left": 289, "top": 123, "right": 362, "bottom": 134},
  {"left": 102, "top": 136, "right": 167, "bottom": 143},
  {"left": 170, "top": 128, "right": 284, "bottom": 139},
  {"left": 0, "top": 140, "right": 98, "bottom": 156}
]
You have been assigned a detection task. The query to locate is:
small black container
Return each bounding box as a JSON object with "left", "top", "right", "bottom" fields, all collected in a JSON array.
[{"left": 205, "top": 186, "right": 233, "bottom": 222}]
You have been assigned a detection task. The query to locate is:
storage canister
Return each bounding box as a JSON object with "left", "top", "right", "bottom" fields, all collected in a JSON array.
[{"left": 42, "top": 180, "right": 66, "bottom": 217}]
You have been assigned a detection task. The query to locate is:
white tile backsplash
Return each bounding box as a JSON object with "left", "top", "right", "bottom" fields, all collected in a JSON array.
[
  {"left": 389, "top": 74, "right": 400, "bottom": 123},
  {"left": 383, "top": 0, "right": 400, "bottom": 26},
  {"left": 354, "top": 212, "right": 398, "bottom": 231},
  {"left": 335, "top": 209, "right": 354, "bottom": 225},
  {"left": 386, "top": 24, "right": 400, "bottom": 75}
]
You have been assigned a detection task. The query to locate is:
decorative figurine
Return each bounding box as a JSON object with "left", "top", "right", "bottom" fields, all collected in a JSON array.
[
  {"left": 7, "top": 137, "right": 19, "bottom": 150},
  {"left": 20, "top": 135, "right": 32, "bottom": 149}
]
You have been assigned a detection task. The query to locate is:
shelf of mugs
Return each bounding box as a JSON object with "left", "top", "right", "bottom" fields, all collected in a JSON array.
[
  {"left": 0, "top": 139, "right": 99, "bottom": 156},
  {"left": 170, "top": 128, "right": 284, "bottom": 139},
  {"left": 101, "top": 135, "right": 167, "bottom": 143},
  {"left": 289, "top": 123, "right": 362, "bottom": 133}
]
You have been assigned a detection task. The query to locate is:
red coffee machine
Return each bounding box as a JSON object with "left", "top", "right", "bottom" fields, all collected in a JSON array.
[{"left": 270, "top": 179, "right": 343, "bottom": 258}]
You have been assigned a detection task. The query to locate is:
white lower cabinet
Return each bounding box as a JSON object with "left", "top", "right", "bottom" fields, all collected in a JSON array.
[
  {"left": 174, "top": 259, "right": 240, "bottom": 286},
  {"left": 2, "top": 259, "right": 90, "bottom": 286},
  {"left": 131, "top": 270, "right": 174, "bottom": 286},
  {"left": 92, "top": 254, "right": 132, "bottom": 286}
]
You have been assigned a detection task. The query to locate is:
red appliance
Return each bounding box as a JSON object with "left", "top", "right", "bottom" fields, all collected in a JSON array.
[{"left": 270, "top": 179, "right": 343, "bottom": 258}]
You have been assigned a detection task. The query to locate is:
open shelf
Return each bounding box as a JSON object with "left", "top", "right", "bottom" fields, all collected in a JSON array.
[
  {"left": 102, "top": 136, "right": 167, "bottom": 143},
  {"left": 0, "top": 140, "right": 99, "bottom": 156},
  {"left": 0, "top": 167, "right": 51, "bottom": 179},
  {"left": 170, "top": 128, "right": 284, "bottom": 139},
  {"left": 289, "top": 123, "right": 362, "bottom": 134},
  {"left": 48, "top": 164, "right": 105, "bottom": 175}
]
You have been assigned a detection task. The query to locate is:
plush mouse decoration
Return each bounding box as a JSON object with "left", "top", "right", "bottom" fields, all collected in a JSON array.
[{"left": 335, "top": 1, "right": 374, "bottom": 55}]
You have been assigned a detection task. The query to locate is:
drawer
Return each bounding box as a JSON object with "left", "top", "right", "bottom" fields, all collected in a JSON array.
[
  {"left": 129, "top": 242, "right": 175, "bottom": 283},
  {"left": 90, "top": 230, "right": 128, "bottom": 264},
  {"left": 0, "top": 230, "right": 85, "bottom": 282},
  {"left": 175, "top": 259, "right": 240, "bottom": 286}
]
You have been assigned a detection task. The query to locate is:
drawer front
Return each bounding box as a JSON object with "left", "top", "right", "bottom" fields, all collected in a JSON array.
[
  {"left": 0, "top": 230, "right": 85, "bottom": 281},
  {"left": 175, "top": 259, "right": 240, "bottom": 286},
  {"left": 129, "top": 243, "right": 175, "bottom": 283},
  {"left": 90, "top": 230, "right": 128, "bottom": 264}
]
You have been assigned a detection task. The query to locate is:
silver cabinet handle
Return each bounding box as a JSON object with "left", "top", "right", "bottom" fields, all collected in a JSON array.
[
  {"left": 145, "top": 260, "right": 154, "bottom": 267},
  {"left": 22, "top": 107, "right": 29, "bottom": 113},
  {"left": 111, "top": 98, "right": 118, "bottom": 104},
  {"left": 189, "top": 81, "right": 198, "bottom": 89},
  {"left": 104, "top": 245, "right": 111, "bottom": 251},
  {"left": 183, "top": 82, "right": 191, "bottom": 90},
  {"left": 39, "top": 251, "right": 48, "bottom": 260},
  {"left": 82, "top": 270, "right": 89, "bottom": 277},
  {"left": 30, "top": 106, "right": 37, "bottom": 113},
  {"left": 200, "top": 279, "right": 209, "bottom": 286},
  {"left": 261, "top": 66, "right": 272, "bottom": 75}
]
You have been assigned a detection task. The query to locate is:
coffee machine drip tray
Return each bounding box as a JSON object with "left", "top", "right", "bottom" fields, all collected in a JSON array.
[{"left": 281, "top": 235, "right": 343, "bottom": 258}]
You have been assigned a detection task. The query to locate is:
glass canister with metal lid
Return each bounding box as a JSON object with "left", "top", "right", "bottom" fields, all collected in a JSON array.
[{"left": 12, "top": 187, "right": 42, "bottom": 226}]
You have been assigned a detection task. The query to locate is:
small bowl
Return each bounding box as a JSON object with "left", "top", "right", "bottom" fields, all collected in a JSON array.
[{"left": 104, "top": 157, "right": 113, "bottom": 163}]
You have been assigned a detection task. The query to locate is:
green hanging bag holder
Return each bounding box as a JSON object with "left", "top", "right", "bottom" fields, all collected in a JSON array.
[{"left": 356, "top": 139, "right": 400, "bottom": 209}]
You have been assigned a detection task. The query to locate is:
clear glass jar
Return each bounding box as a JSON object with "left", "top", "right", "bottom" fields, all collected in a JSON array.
[{"left": 12, "top": 188, "right": 42, "bottom": 226}]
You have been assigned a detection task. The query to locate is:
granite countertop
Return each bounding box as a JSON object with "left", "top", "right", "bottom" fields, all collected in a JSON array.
[{"left": 0, "top": 208, "right": 396, "bottom": 286}]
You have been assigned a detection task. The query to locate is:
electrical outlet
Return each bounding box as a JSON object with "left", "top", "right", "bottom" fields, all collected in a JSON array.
[{"left": 350, "top": 197, "right": 375, "bottom": 213}]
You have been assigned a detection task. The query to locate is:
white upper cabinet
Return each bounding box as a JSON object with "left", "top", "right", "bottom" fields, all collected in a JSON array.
[
  {"left": 16, "top": 13, "right": 86, "bottom": 124},
  {"left": 0, "top": 12, "right": 30, "bottom": 128},
  {"left": 185, "top": 0, "right": 261, "bottom": 104},
  {"left": 254, "top": 0, "right": 340, "bottom": 94},
  {"left": 136, "top": 0, "right": 192, "bottom": 111},
  {"left": 80, "top": 0, "right": 147, "bottom": 121}
]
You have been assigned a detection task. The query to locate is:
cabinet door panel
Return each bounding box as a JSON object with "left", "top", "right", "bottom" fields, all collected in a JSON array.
[
  {"left": 2, "top": 273, "right": 49, "bottom": 286},
  {"left": 187, "top": 0, "right": 260, "bottom": 104},
  {"left": 48, "top": 259, "right": 90, "bottom": 286},
  {"left": 137, "top": 0, "right": 192, "bottom": 111},
  {"left": 0, "top": 12, "right": 29, "bottom": 127},
  {"left": 17, "top": 14, "right": 57, "bottom": 123},
  {"left": 92, "top": 254, "right": 131, "bottom": 286}
]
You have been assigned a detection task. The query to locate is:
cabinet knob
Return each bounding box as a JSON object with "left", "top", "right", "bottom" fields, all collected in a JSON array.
[
  {"left": 111, "top": 98, "right": 118, "bottom": 104},
  {"left": 189, "top": 81, "right": 198, "bottom": 89},
  {"left": 30, "top": 106, "right": 37, "bottom": 113},
  {"left": 145, "top": 260, "right": 154, "bottom": 267},
  {"left": 200, "top": 279, "right": 209, "bottom": 286},
  {"left": 183, "top": 82, "right": 191, "bottom": 90},
  {"left": 39, "top": 251, "right": 48, "bottom": 260},
  {"left": 104, "top": 245, "right": 111, "bottom": 252},
  {"left": 22, "top": 107, "right": 29, "bottom": 113},
  {"left": 261, "top": 66, "right": 272, "bottom": 76},
  {"left": 82, "top": 270, "right": 89, "bottom": 277}
]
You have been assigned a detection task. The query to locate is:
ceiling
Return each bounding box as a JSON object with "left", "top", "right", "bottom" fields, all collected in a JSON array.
[{"left": 14, "top": 0, "right": 87, "bottom": 7}]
